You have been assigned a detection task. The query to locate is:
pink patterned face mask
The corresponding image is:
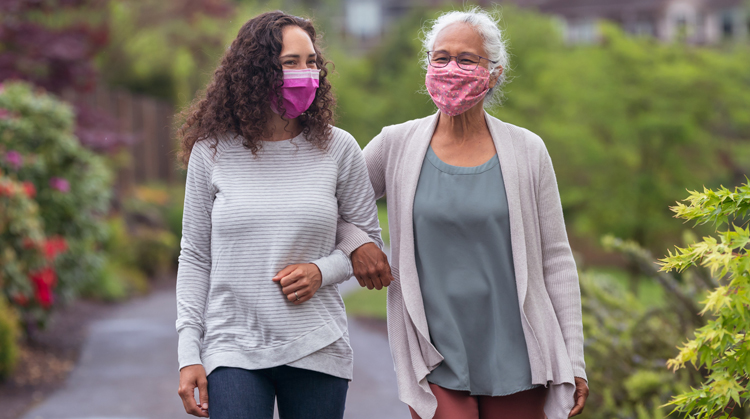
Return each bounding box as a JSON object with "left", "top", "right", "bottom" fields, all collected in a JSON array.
[
  {"left": 269, "top": 69, "right": 320, "bottom": 119},
  {"left": 425, "top": 61, "right": 490, "bottom": 117}
]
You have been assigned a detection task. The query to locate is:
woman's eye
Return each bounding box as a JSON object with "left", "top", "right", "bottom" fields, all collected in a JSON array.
[{"left": 284, "top": 60, "right": 295, "bottom": 66}]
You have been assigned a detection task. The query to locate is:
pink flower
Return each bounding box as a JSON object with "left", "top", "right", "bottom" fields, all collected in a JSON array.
[
  {"left": 0, "top": 108, "right": 10, "bottom": 120},
  {"left": 49, "top": 177, "right": 70, "bottom": 193},
  {"left": 5, "top": 150, "right": 22, "bottom": 169}
]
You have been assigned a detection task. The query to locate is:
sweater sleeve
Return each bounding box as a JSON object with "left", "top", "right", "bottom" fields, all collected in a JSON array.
[
  {"left": 537, "top": 145, "right": 587, "bottom": 381},
  {"left": 312, "top": 129, "right": 383, "bottom": 287},
  {"left": 334, "top": 129, "right": 388, "bottom": 256},
  {"left": 175, "top": 141, "right": 216, "bottom": 370}
]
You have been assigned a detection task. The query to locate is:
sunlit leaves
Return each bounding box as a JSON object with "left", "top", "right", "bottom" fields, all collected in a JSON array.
[{"left": 661, "top": 184, "right": 750, "bottom": 418}]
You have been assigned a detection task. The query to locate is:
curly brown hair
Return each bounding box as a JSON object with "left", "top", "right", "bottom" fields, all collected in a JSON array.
[{"left": 176, "top": 11, "right": 335, "bottom": 166}]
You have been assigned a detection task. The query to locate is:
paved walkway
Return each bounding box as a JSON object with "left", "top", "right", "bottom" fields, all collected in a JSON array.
[{"left": 21, "top": 279, "right": 410, "bottom": 419}]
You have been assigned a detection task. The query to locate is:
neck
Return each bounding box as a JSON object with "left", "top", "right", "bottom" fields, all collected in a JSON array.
[
  {"left": 265, "top": 111, "right": 301, "bottom": 142},
  {"left": 436, "top": 102, "right": 488, "bottom": 144}
]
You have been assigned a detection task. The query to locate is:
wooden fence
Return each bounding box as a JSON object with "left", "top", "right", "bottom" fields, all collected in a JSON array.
[{"left": 60, "top": 83, "right": 179, "bottom": 192}]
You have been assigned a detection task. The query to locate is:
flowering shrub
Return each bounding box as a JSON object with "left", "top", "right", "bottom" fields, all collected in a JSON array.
[
  {"left": 0, "top": 174, "right": 62, "bottom": 322},
  {"left": 0, "top": 81, "right": 113, "bottom": 316}
]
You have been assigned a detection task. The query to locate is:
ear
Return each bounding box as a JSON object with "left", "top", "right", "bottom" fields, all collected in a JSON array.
[{"left": 488, "top": 66, "right": 504, "bottom": 89}]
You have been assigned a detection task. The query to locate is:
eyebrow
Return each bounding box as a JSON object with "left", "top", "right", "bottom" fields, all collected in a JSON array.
[
  {"left": 432, "top": 49, "right": 479, "bottom": 55},
  {"left": 280, "top": 54, "right": 317, "bottom": 59}
]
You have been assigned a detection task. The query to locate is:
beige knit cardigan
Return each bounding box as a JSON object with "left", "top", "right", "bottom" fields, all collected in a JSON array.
[{"left": 336, "top": 111, "right": 587, "bottom": 419}]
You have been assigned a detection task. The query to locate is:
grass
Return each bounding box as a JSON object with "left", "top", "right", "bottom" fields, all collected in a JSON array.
[
  {"left": 377, "top": 199, "right": 389, "bottom": 245},
  {"left": 344, "top": 287, "right": 388, "bottom": 320}
]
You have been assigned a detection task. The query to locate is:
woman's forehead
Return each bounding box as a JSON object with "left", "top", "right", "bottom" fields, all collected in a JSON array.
[
  {"left": 281, "top": 25, "right": 314, "bottom": 53},
  {"left": 433, "top": 23, "right": 485, "bottom": 55}
]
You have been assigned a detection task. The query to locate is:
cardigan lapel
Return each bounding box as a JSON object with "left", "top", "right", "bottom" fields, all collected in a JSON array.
[
  {"left": 397, "top": 111, "right": 440, "bottom": 342},
  {"left": 484, "top": 112, "right": 530, "bottom": 306}
]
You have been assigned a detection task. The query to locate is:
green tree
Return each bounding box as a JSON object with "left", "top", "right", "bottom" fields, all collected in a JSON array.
[
  {"left": 98, "top": 0, "right": 233, "bottom": 105},
  {"left": 495, "top": 10, "right": 750, "bottom": 252},
  {"left": 660, "top": 183, "right": 750, "bottom": 418}
]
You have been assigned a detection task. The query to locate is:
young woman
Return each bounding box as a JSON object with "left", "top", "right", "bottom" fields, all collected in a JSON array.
[{"left": 174, "top": 11, "right": 382, "bottom": 419}]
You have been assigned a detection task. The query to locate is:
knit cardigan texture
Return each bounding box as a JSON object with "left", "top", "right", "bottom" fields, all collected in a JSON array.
[{"left": 336, "top": 111, "right": 587, "bottom": 419}]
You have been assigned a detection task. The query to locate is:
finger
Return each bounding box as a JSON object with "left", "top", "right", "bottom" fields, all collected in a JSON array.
[
  {"left": 381, "top": 269, "right": 394, "bottom": 287},
  {"left": 356, "top": 277, "right": 365, "bottom": 287},
  {"left": 363, "top": 278, "right": 375, "bottom": 290},
  {"left": 370, "top": 271, "right": 384, "bottom": 290},
  {"left": 568, "top": 399, "right": 585, "bottom": 417},
  {"left": 279, "top": 269, "right": 304, "bottom": 287},
  {"left": 294, "top": 291, "right": 314, "bottom": 305},
  {"left": 179, "top": 385, "right": 203, "bottom": 417},
  {"left": 288, "top": 289, "right": 306, "bottom": 303},
  {"left": 198, "top": 376, "right": 209, "bottom": 413},
  {"left": 273, "top": 265, "right": 297, "bottom": 282},
  {"left": 281, "top": 280, "right": 306, "bottom": 296}
]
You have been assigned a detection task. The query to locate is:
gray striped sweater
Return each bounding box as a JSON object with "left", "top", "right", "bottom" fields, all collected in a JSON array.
[{"left": 176, "top": 127, "right": 382, "bottom": 380}]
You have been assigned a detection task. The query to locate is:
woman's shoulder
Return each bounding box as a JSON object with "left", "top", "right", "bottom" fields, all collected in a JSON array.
[
  {"left": 326, "top": 126, "right": 365, "bottom": 162},
  {"left": 191, "top": 133, "right": 242, "bottom": 164}
]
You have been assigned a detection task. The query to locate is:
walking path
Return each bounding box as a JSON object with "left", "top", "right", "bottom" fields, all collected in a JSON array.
[{"left": 21, "top": 279, "right": 409, "bottom": 419}]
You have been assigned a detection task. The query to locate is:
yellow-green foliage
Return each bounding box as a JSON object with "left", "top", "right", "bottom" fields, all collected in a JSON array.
[
  {"left": 0, "top": 296, "right": 19, "bottom": 379},
  {"left": 660, "top": 183, "right": 750, "bottom": 418}
]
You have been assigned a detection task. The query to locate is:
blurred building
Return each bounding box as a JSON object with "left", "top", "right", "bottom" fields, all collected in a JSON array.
[
  {"left": 341, "top": 0, "right": 748, "bottom": 44},
  {"left": 343, "top": 0, "right": 497, "bottom": 40},
  {"left": 538, "top": 0, "right": 749, "bottom": 44}
]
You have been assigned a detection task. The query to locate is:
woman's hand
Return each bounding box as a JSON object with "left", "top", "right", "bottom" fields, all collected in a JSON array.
[
  {"left": 351, "top": 243, "right": 393, "bottom": 290},
  {"left": 273, "top": 263, "right": 322, "bottom": 304},
  {"left": 568, "top": 376, "right": 589, "bottom": 417},
  {"left": 178, "top": 364, "right": 209, "bottom": 417}
]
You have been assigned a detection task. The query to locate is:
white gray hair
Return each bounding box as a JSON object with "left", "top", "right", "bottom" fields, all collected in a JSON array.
[{"left": 421, "top": 7, "right": 509, "bottom": 107}]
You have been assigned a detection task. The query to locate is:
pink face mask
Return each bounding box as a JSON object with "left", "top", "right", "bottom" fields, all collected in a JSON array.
[
  {"left": 425, "top": 61, "right": 490, "bottom": 117},
  {"left": 269, "top": 69, "right": 320, "bottom": 119}
]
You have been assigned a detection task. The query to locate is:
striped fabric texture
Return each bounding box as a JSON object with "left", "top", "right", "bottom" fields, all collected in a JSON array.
[{"left": 176, "top": 127, "right": 382, "bottom": 381}]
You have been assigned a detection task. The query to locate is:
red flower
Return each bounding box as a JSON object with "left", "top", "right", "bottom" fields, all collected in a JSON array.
[
  {"left": 43, "top": 236, "right": 68, "bottom": 260},
  {"left": 30, "top": 267, "right": 56, "bottom": 308},
  {"left": 22, "top": 181, "right": 36, "bottom": 198},
  {"left": 22, "top": 237, "right": 38, "bottom": 249}
]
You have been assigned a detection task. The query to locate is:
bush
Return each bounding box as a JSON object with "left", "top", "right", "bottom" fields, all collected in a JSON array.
[
  {"left": 122, "top": 184, "right": 181, "bottom": 275},
  {"left": 661, "top": 184, "right": 750, "bottom": 418},
  {"left": 0, "top": 81, "right": 114, "bottom": 316},
  {"left": 0, "top": 295, "right": 19, "bottom": 379},
  {"left": 0, "top": 174, "right": 60, "bottom": 325},
  {"left": 577, "top": 270, "right": 700, "bottom": 419}
]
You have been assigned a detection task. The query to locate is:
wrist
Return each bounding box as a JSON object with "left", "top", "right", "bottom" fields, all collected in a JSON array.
[{"left": 309, "top": 263, "right": 322, "bottom": 283}]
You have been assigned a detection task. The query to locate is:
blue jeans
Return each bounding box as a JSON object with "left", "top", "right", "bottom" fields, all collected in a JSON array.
[{"left": 206, "top": 365, "right": 349, "bottom": 419}]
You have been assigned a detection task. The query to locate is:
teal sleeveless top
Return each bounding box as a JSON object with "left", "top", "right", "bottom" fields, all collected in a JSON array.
[{"left": 413, "top": 146, "right": 538, "bottom": 396}]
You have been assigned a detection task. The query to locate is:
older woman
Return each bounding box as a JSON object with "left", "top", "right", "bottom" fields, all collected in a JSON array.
[{"left": 338, "top": 8, "right": 589, "bottom": 419}]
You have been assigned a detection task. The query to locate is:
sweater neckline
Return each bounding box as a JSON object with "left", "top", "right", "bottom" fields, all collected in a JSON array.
[
  {"left": 426, "top": 146, "right": 499, "bottom": 175},
  {"left": 260, "top": 132, "right": 305, "bottom": 150}
]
